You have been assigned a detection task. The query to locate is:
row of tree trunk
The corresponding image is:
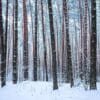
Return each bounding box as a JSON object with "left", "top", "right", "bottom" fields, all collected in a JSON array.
[{"left": 0, "top": 0, "right": 97, "bottom": 90}]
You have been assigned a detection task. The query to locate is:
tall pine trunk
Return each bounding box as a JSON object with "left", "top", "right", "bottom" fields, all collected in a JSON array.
[
  {"left": 48, "top": 0, "right": 58, "bottom": 90},
  {"left": 0, "top": 0, "right": 6, "bottom": 87},
  {"left": 90, "top": 0, "right": 97, "bottom": 90},
  {"left": 34, "top": 0, "right": 38, "bottom": 81},
  {"left": 41, "top": 0, "right": 48, "bottom": 81},
  {"left": 63, "top": 0, "right": 73, "bottom": 87},
  {"left": 5, "top": 0, "right": 9, "bottom": 60},
  {"left": 83, "top": 0, "right": 88, "bottom": 89},
  {"left": 12, "top": 0, "right": 18, "bottom": 84},
  {"left": 78, "top": 0, "right": 83, "bottom": 81},
  {"left": 23, "top": 0, "right": 29, "bottom": 80}
]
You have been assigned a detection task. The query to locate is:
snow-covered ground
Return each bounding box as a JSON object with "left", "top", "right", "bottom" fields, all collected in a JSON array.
[{"left": 0, "top": 81, "right": 100, "bottom": 100}]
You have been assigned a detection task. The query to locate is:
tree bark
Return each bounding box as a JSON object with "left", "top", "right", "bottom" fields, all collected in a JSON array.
[
  {"left": 48, "top": 0, "right": 58, "bottom": 90},
  {"left": 34, "top": 0, "right": 38, "bottom": 81},
  {"left": 63, "top": 0, "right": 73, "bottom": 87},
  {"left": 0, "top": 0, "right": 6, "bottom": 87},
  {"left": 12, "top": 0, "right": 18, "bottom": 84},
  {"left": 23, "top": 0, "right": 29, "bottom": 80},
  {"left": 41, "top": 0, "right": 48, "bottom": 81},
  {"left": 90, "top": 0, "right": 97, "bottom": 90}
]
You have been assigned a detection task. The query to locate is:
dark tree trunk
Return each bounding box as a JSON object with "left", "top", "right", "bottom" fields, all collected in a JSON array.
[
  {"left": 41, "top": 0, "right": 48, "bottom": 81},
  {"left": 5, "top": 0, "right": 9, "bottom": 82},
  {"left": 62, "top": 11, "right": 67, "bottom": 82},
  {"left": 48, "top": 0, "right": 58, "bottom": 90},
  {"left": 62, "top": 12, "right": 65, "bottom": 82},
  {"left": 78, "top": 0, "right": 83, "bottom": 81},
  {"left": 12, "top": 0, "right": 18, "bottom": 84},
  {"left": 63, "top": 0, "right": 73, "bottom": 87},
  {"left": 83, "top": 0, "right": 88, "bottom": 89},
  {"left": 0, "top": 0, "right": 6, "bottom": 87},
  {"left": 5, "top": 0, "right": 9, "bottom": 55},
  {"left": 34, "top": 0, "right": 38, "bottom": 81},
  {"left": 90, "top": 0, "right": 97, "bottom": 90},
  {"left": 23, "top": 0, "right": 29, "bottom": 80}
]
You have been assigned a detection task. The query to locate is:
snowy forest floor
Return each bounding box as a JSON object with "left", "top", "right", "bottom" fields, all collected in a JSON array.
[{"left": 0, "top": 81, "right": 100, "bottom": 100}]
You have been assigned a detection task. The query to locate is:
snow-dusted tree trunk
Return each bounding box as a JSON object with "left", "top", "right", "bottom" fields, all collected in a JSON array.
[
  {"left": 63, "top": 0, "right": 73, "bottom": 87},
  {"left": 90, "top": 0, "right": 97, "bottom": 90},
  {"left": 41, "top": 0, "right": 48, "bottom": 81},
  {"left": 61, "top": 11, "right": 65, "bottom": 82},
  {"left": 5, "top": 0, "right": 9, "bottom": 79},
  {"left": 12, "top": 0, "right": 18, "bottom": 84},
  {"left": 48, "top": 0, "right": 58, "bottom": 90},
  {"left": 62, "top": 9, "right": 67, "bottom": 83},
  {"left": 34, "top": 0, "right": 38, "bottom": 81},
  {"left": 0, "top": 0, "right": 6, "bottom": 87},
  {"left": 78, "top": 0, "right": 84, "bottom": 81},
  {"left": 23, "top": 0, "right": 29, "bottom": 80},
  {"left": 5, "top": 0, "right": 9, "bottom": 62},
  {"left": 83, "top": 0, "right": 88, "bottom": 89}
]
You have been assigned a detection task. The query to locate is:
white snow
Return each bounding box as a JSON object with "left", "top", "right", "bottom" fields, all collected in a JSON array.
[{"left": 0, "top": 81, "right": 100, "bottom": 100}]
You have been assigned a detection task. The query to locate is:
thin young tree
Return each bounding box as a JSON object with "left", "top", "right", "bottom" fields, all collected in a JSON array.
[
  {"left": 90, "top": 0, "right": 97, "bottom": 90},
  {"left": 48, "top": 0, "right": 58, "bottom": 90}
]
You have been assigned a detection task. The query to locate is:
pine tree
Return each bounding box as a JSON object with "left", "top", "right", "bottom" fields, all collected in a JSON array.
[
  {"left": 48, "top": 0, "right": 58, "bottom": 90},
  {"left": 5, "top": 0, "right": 9, "bottom": 57},
  {"left": 23, "top": 0, "right": 29, "bottom": 80},
  {"left": 78, "top": 0, "right": 83, "bottom": 81},
  {"left": 0, "top": 0, "right": 6, "bottom": 87},
  {"left": 62, "top": 11, "right": 65, "bottom": 82},
  {"left": 90, "top": 0, "right": 97, "bottom": 90},
  {"left": 41, "top": 0, "right": 48, "bottom": 81},
  {"left": 12, "top": 0, "right": 18, "bottom": 84},
  {"left": 34, "top": 0, "right": 38, "bottom": 81},
  {"left": 63, "top": 0, "right": 73, "bottom": 87},
  {"left": 83, "top": 0, "right": 88, "bottom": 89}
]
